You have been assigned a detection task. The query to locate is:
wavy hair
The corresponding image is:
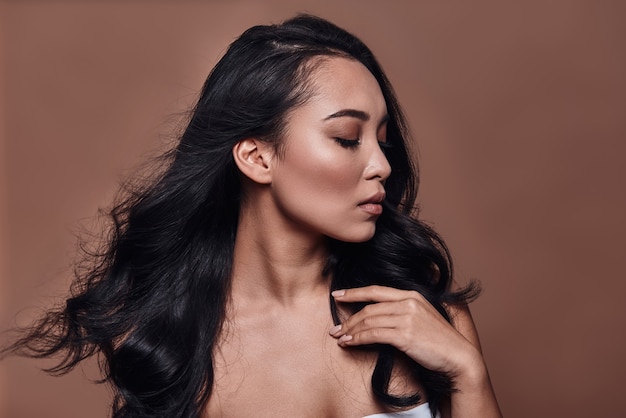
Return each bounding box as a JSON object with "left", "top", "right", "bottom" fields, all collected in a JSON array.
[{"left": 3, "top": 14, "right": 478, "bottom": 417}]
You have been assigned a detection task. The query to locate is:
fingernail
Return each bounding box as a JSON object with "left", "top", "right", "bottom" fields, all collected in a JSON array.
[
  {"left": 332, "top": 290, "right": 345, "bottom": 297},
  {"left": 338, "top": 334, "right": 352, "bottom": 344},
  {"left": 329, "top": 324, "right": 342, "bottom": 335}
]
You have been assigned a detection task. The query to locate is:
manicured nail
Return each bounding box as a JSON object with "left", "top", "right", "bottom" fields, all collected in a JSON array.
[
  {"left": 332, "top": 290, "right": 346, "bottom": 297},
  {"left": 329, "top": 324, "right": 342, "bottom": 335},
  {"left": 338, "top": 334, "right": 352, "bottom": 344}
]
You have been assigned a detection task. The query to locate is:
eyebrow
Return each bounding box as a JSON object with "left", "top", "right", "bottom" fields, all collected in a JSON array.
[
  {"left": 324, "top": 109, "right": 370, "bottom": 121},
  {"left": 323, "top": 109, "right": 389, "bottom": 126}
]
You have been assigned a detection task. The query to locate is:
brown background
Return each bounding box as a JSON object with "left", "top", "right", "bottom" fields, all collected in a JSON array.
[{"left": 1, "top": 1, "right": 625, "bottom": 417}]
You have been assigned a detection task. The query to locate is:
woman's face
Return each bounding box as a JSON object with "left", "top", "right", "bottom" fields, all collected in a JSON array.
[{"left": 269, "top": 57, "right": 392, "bottom": 243}]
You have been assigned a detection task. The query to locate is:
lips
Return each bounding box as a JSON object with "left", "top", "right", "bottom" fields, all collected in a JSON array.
[{"left": 358, "top": 192, "right": 386, "bottom": 216}]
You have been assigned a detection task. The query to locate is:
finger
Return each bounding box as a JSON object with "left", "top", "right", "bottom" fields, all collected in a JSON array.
[
  {"left": 336, "top": 314, "right": 403, "bottom": 339},
  {"left": 329, "top": 301, "right": 402, "bottom": 337},
  {"left": 332, "top": 285, "right": 422, "bottom": 303},
  {"left": 338, "top": 327, "right": 406, "bottom": 349}
]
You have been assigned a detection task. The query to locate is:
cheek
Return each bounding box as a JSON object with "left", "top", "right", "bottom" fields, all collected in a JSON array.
[
  {"left": 282, "top": 144, "right": 357, "bottom": 196},
  {"left": 269, "top": 141, "right": 377, "bottom": 242},
  {"left": 271, "top": 142, "right": 361, "bottom": 215}
]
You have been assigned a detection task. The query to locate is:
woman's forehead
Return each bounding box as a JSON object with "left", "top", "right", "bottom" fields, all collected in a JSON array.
[{"left": 296, "top": 57, "right": 387, "bottom": 122}]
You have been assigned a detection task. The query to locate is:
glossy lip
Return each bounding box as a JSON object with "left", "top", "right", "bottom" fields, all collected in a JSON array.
[{"left": 358, "top": 191, "right": 386, "bottom": 216}]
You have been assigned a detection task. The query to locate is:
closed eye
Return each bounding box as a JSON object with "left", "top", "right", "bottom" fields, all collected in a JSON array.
[
  {"left": 334, "top": 137, "right": 360, "bottom": 148},
  {"left": 378, "top": 141, "right": 393, "bottom": 153}
]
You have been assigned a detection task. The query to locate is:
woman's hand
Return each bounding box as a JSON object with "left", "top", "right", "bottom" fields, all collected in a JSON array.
[
  {"left": 329, "top": 285, "right": 503, "bottom": 418},
  {"left": 329, "top": 285, "right": 480, "bottom": 376}
]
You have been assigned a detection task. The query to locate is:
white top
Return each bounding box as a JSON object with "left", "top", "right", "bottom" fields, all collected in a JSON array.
[{"left": 362, "top": 402, "right": 439, "bottom": 418}]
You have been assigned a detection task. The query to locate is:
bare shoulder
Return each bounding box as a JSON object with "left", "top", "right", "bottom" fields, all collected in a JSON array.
[
  {"left": 446, "top": 303, "right": 483, "bottom": 353},
  {"left": 438, "top": 303, "right": 485, "bottom": 418}
]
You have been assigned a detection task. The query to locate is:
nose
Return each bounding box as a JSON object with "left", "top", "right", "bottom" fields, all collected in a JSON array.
[{"left": 364, "top": 142, "right": 392, "bottom": 182}]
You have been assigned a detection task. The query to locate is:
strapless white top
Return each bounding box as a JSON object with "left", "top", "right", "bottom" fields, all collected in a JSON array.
[{"left": 362, "top": 402, "right": 439, "bottom": 418}]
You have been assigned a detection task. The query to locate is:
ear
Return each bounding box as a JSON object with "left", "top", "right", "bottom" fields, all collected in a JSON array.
[{"left": 232, "top": 138, "right": 274, "bottom": 184}]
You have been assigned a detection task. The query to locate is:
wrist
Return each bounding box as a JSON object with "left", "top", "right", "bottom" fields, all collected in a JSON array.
[
  {"left": 451, "top": 349, "right": 490, "bottom": 391},
  {"left": 448, "top": 350, "right": 503, "bottom": 418}
]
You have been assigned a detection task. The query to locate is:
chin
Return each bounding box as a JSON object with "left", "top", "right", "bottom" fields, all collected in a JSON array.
[{"left": 331, "top": 225, "right": 377, "bottom": 243}]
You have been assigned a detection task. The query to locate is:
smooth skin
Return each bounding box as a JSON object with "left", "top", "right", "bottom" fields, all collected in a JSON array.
[
  {"left": 205, "top": 56, "right": 501, "bottom": 417},
  {"left": 330, "top": 286, "right": 502, "bottom": 418}
]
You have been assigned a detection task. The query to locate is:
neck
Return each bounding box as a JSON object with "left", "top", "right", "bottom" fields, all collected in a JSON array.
[{"left": 230, "top": 195, "right": 331, "bottom": 307}]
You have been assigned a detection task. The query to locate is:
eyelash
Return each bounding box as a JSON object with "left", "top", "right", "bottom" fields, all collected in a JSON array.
[
  {"left": 378, "top": 141, "right": 393, "bottom": 153},
  {"left": 334, "top": 137, "right": 360, "bottom": 148},
  {"left": 334, "top": 138, "right": 393, "bottom": 152}
]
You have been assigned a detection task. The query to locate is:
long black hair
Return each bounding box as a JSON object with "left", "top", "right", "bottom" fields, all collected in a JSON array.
[{"left": 2, "top": 14, "right": 478, "bottom": 417}]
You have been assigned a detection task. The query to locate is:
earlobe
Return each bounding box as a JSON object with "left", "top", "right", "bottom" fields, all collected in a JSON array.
[{"left": 232, "top": 138, "right": 273, "bottom": 184}]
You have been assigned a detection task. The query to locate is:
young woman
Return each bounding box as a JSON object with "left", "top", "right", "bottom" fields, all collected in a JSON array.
[{"left": 4, "top": 15, "right": 501, "bottom": 418}]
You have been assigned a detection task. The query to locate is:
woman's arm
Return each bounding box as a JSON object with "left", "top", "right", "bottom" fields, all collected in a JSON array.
[
  {"left": 329, "top": 285, "right": 502, "bottom": 418},
  {"left": 438, "top": 304, "right": 501, "bottom": 418}
]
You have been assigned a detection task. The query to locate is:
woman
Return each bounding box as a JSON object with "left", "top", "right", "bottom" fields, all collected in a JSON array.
[{"left": 4, "top": 14, "right": 501, "bottom": 418}]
